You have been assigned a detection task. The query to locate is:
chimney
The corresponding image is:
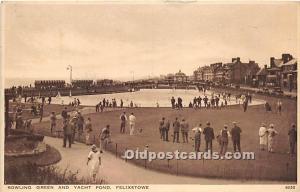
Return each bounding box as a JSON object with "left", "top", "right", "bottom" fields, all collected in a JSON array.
[
  {"left": 282, "top": 53, "right": 292, "bottom": 63},
  {"left": 270, "top": 57, "right": 275, "bottom": 68},
  {"left": 232, "top": 58, "right": 236, "bottom": 63}
]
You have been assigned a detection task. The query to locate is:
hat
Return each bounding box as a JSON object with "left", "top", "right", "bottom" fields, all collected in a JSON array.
[
  {"left": 269, "top": 124, "right": 274, "bottom": 128},
  {"left": 206, "top": 122, "right": 210, "bottom": 126},
  {"left": 232, "top": 121, "right": 237, "bottom": 124},
  {"left": 91, "top": 144, "right": 97, "bottom": 150},
  {"left": 224, "top": 124, "right": 228, "bottom": 128}
]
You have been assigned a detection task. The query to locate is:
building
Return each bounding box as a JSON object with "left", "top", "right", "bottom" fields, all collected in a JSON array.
[
  {"left": 264, "top": 53, "right": 297, "bottom": 90},
  {"left": 210, "top": 63, "right": 223, "bottom": 82},
  {"left": 194, "top": 57, "right": 259, "bottom": 85},
  {"left": 34, "top": 80, "right": 66, "bottom": 89},
  {"left": 223, "top": 57, "right": 260, "bottom": 85},
  {"left": 72, "top": 80, "right": 93, "bottom": 88},
  {"left": 96, "top": 79, "right": 114, "bottom": 87},
  {"left": 174, "top": 70, "right": 188, "bottom": 84},
  {"left": 255, "top": 65, "right": 268, "bottom": 87},
  {"left": 165, "top": 73, "right": 175, "bottom": 84},
  {"left": 280, "top": 55, "right": 297, "bottom": 91}
]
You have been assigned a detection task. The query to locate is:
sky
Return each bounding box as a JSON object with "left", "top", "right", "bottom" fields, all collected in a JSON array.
[{"left": 3, "top": 2, "right": 299, "bottom": 84}]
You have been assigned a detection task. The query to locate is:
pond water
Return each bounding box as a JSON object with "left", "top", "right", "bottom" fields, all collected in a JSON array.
[{"left": 51, "top": 89, "right": 265, "bottom": 107}]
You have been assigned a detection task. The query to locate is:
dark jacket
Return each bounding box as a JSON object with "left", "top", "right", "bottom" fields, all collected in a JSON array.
[
  {"left": 231, "top": 126, "right": 242, "bottom": 140},
  {"left": 173, "top": 120, "right": 180, "bottom": 132},
  {"left": 288, "top": 128, "right": 297, "bottom": 143},
  {"left": 203, "top": 126, "right": 214, "bottom": 141}
]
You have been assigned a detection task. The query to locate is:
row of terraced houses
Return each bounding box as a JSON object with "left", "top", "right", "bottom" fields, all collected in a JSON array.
[{"left": 192, "top": 53, "right": 297, "bottom": 91}]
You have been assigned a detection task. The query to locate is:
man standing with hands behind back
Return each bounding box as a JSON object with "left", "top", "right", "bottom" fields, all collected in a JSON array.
[
  {"left": 231, "top": 121, "right": 242, "bottom": 152},
  {"left": 203, "top": 122, "right": 215, "bottom": 153}
]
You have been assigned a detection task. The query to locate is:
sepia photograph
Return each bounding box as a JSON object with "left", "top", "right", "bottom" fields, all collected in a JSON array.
[{"left": 1, "top": 1, "right": 299, "bottom": 191}]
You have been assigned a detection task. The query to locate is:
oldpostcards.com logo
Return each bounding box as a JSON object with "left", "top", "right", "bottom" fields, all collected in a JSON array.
[{"left": 122, "top": 149, "right": 255, "bottom": 161}]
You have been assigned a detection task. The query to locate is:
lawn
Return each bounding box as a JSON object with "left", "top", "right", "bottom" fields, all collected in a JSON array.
[{"left": 32, "top": 93, "right": 297, "bottom": 182}]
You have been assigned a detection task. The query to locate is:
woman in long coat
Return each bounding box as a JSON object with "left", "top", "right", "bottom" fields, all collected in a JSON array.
[
  {"left": 87, "top": 144, "right": 101, "bottom": 182},
  {"left": 259, "top": 123, "right": 268, "bottom": 151}
]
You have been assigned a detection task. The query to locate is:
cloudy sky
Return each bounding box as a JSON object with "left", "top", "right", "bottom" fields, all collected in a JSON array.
[{"left": 3, "top": 2, "right": 299, "bottom": 83}]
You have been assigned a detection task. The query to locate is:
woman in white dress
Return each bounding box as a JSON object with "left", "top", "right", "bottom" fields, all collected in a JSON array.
[
  {"left": 87, "top": 144, "right": 101, "bottom": 182},
  {"left": 267, "top": 124, "right": 278, "bottom": 153},
  {"left": 258, "top": 123, "right": 268, "bottom": 151}
]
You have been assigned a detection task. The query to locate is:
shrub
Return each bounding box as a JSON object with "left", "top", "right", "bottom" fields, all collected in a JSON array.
[{"left": 5, "top": 163, "right": 104, "bottom": 184}]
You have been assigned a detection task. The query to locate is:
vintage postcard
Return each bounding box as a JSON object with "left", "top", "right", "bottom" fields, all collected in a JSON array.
[{"left": 1, "top": 1, "right": 299, "bottom": 192}]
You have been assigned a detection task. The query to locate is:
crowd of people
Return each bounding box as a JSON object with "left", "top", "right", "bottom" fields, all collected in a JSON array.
[
  {"left": 170, "top": 91, "right": 253, "bottom": 112},
  {"left": 156, "top": 117, "right": 296, "bottom": 156},
  {"left": 95, "top": 98, "right": 140, "bottom": 112}
]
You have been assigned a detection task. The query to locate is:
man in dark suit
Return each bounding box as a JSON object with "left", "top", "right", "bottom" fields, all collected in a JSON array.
[
  {"left": 231, "top": 121, "right": 242, "bottom": 152},
  {"left": 164, "top": 119, "right": 170, "bottom": 142},
  {"left": 173, "top": 117, "right": 180, "bottom": 143},
  {"left": 288, "top": 123, "right": 297, "bottom": 155},
  {"left": 203, "top": 122, "right": 215, "bottom": 152}
]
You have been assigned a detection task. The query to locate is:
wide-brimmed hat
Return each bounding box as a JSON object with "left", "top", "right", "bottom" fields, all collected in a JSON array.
[
  {"left": 269, "top": 124, "right": 274, "bottom": 128},
  {"left": 91, "top": 144, "right": 97, "bottom": 150},
  {"left": 206, "top": 121, "right": 210, "bottom": 126},
  {"left": 232, "top": 121, "right": 237, "bottom": 124}
]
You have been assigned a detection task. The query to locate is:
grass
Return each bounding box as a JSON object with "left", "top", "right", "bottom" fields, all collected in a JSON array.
[{"left": 32, "top": 92, "right": 297, "bottom": 182}]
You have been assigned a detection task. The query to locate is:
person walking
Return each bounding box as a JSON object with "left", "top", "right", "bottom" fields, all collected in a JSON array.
[
  {"left": 48, "top": 96, "right": 52, "bottom": 104},
  {"left": 165, "top": 119, "right": 170, "bottom": 142},
  {"left": 203, "top": 96, "right": 208, "bottom": 108},
  {"left": 230, "top": 121, "right": 242, "bottom": 152},
  {"left": 50, "top": 112, "right": 57, "bottom": 136},
  {"left": 203, "top": 122, "right": 215, "bottom": 152},
  {"left": 77, "top": 112, "right": 85, "bottom": 140},
  {"left": 129, "top": 113, "right": 136, "bottom": 135},
  {"left": 87, "top": 144, "right": 101, "bottom": 183},
  {"left": 39, "top": 104, "right": 44, "bottom": 122},
  {"left": 172, "top": 117, "right": 180, "bottom": 143},
  {"left": 70, "top": 116, "right": 78, "bottom": 144},
  {"left": 159, "top": 117, "right": 165, "bottom": 140},
  {"left": 258, "top": 123, "right": 268, "bottom": 151},
  {"left": 120, "top": 99, "right": 124, "bottom": 108},
  {"left": 61, "top": 107, "right": 68, "bottom": 120},
  {"left": 277, "top": 99, "right": 282, "bottom": 115},
  {"left": 63, "top": 115, "right": 72, "bottom": 148},
  {"left": 85, "top": 117, "right": 93, "bottom": 145},
  {"left": 267, "top": 124, "right": 278, "bottom": 153},
  {"left": 180, "top": 119, "right": 189, "bottom": 143},
  {"left": 219, "top": 125, "right": 231, "bottom": 156},
  {"left": 193, "top": 125, "right": 202, "bottom": 152},
  {"left": 288, "top": 123, "right": 297, "bottom": 155},
  {"left": 100, "top": 125, "right": 111, "bottom": 151},
  {"left": 120, "top": 112, "right": 127, "bottom": 133},
  {"left": 171, "top": 97, "right": 175, "bottom": 109}
]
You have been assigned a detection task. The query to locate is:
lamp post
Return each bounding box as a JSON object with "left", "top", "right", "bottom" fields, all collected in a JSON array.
[
  {"left": 67, "top": 65, "right": 72, "bottom": 85},
  {"left": 130, "top": 71, "right": 134, "bottom": 90}
]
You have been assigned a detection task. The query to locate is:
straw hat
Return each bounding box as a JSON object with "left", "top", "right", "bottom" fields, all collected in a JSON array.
[{"left": 91, "top": 144, "right": 97, "bottom": 150}]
